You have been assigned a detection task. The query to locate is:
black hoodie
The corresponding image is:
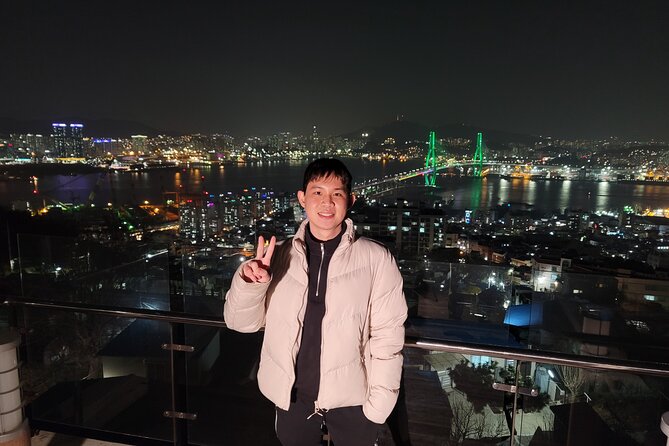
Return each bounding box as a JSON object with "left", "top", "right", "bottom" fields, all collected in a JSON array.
[{"left": 292, "top": 222, "right": 346, "bottom": 403}]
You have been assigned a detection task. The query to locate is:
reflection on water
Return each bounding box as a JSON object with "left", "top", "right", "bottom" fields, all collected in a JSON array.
[
  {"left": 596, "top": 181, "right": 610, "bottom": 210},
  {"left": 558, "top": 180, "right": 572, "bottom": 210},
  {"left": 525, "top": 179, "right": 537, "bottom": 206},
  {"left": 1, "top": 160, "right": 669, "bottom": 213},
  {"left": 469, "top": 179, "right": 482, "bottom": 209},
  {"left": 437, "top": 176, "right": 669, "bottom": 212}
]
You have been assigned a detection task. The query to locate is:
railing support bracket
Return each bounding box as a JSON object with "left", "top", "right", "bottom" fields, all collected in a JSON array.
[
  {"left": 492, "top": 382, "right": 539, "bottom": 397},
  {"left": 163, "top": 411, "right": 197, "bottom": 421},
  {"left": 161, "top": 343, "right": 194, "bottom": 353}
]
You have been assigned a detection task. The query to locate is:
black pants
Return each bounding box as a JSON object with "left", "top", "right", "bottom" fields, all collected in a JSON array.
[{"left": 276, "top": 400, "right": 380, "bottom": 446}]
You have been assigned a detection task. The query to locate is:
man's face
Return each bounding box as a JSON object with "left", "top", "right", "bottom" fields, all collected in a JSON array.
[{"left": 297, "top": 174, "right": 355, "bottom": 241}]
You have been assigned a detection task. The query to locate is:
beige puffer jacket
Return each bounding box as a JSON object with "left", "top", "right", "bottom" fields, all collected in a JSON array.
[{"left": 224, "top": 219, "right": 407, "bottom": 424}]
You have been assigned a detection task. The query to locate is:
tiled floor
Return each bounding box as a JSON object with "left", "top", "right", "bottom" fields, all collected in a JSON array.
[{"left": 31, "top": 431, "right": 128, "bottom": 446}]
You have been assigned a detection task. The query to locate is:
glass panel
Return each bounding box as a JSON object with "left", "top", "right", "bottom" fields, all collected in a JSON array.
[
  {"left": 514, "top": 361, "right": 669, "bottom": 446},
  {"left": 397, "top": 345, "right": 512, "bottom": 445},
  {"left": 406, "top": 261, "right": 669, "bottom": 367},
  {"left": 16, "top": 234, "right": 170, "bottom": 310},
  {"left": 521, "top": 269, "right": 669, "bottom": 362},
  {"left": 407, "top": 262, "right": 519, "bottom": 349},
  {"left": 409, "top": 261, "right": 514, "bottom": 323},
  {"left": 183, "top": 324, "right": 279, "bottom": 445},
  {"left": 180, "top": 246, "right": 245, "bottom": 317},
  {"left": 21, "top": 307, "right": 174, "bottom": 442}
]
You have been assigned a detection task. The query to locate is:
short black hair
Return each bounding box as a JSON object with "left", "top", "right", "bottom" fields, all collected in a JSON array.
[{"left": 302, "top": 158, "right": 353, "bottom": 194}]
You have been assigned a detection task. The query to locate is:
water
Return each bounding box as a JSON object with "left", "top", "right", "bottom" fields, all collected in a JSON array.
[
  {"left": 1, "top": 159, "right": 669, "bottom": 212},
  {"left": 430, "top": 176, "right": 669, "bottom": 212}
]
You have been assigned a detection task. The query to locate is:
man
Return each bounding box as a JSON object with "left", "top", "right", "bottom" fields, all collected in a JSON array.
[{"left": 224, "top": 158, "right": 407, "bottom": 445}]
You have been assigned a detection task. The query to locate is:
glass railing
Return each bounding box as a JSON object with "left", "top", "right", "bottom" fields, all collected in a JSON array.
[
  {"left": 405, "top": 260, "right": 669, "bottom": 366},
  {"left": 4, "top": 299, "right": 669, "bottom": 445},
  {"left": 19, "top": 306, "right": 174, "bottom": 444},
  {"left": 1, "top": 234, "right": 668, "bottom": 445},
  {"left": 182, "top": 323, "right": 277, "bottom": 445},
  {"left": 14, "top": 234, "right": 171, "bottom": 311},
  {"left": 401, "top": 344, "right": 669, "bottom": 445}
]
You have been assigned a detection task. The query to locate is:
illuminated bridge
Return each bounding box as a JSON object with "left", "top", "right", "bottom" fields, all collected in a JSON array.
[{"left": 354, "top": 131, "right": 499, "bottom": 197}]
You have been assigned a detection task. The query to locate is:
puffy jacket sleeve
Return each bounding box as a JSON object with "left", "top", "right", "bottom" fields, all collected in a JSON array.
[
  {"left": 223, "top": 261, "right": 271, "bottom": 333},
  {"left": 363, "top": 249, "right": 407, "bottom": 424}
]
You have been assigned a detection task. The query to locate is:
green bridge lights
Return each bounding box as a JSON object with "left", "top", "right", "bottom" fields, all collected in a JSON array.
[
  {"left": 425, "top": 131, "right": 437, "bottom": 187},
  {"left": 473, "top": 132, "right": 486, "bottom": 177},
  {"left": 423, "top": 131, "right": 488, "bottom": 185}
]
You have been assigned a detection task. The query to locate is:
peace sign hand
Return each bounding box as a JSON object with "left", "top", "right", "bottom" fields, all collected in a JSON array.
[{"left": 241, "top": 235, "right": 276, "bottom": 283}]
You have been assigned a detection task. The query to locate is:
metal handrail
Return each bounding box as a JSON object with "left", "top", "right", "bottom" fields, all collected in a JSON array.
[
  {"left": 2, "top": 297, "right": 226, "bottom": 328},
  {"left": 4, "top": 296, "right": 669, "bottom": 378},
  {"left": 405, "top": 337, "right": 669, "bottom": 378}
]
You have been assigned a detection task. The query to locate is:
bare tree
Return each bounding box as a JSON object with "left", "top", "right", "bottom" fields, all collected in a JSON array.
[
  {"left": 488, "top": 415, "right": 509, "bottom": 439},
  {"left": 450, "top": 399, "right": 485, "bottom": 444},
  {"left": 559, "top": 365, "right": 587, "bottom": 398}
]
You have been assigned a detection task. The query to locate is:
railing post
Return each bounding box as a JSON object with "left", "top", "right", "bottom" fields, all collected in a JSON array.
[
  {"left": 509, "top": 361, "right": 520, "bottom": 445},
  {"left": 168, "top": 253, "right": 188, "bottom": 446}
]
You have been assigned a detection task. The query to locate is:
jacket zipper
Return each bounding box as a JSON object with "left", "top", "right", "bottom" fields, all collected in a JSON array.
[
  {"left": 315, "top": 242, "right": 325, "bottom": 296},
  {"left": 310, "top": 228, "right": 350, "bottom": 411},
  {"left": 315, "top": 242, "right": 327, "bottom": 411}
]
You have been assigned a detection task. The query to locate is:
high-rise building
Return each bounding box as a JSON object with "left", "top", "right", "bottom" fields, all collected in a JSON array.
[
  {"left": 92, "top": 139, "right": 124, "bottom": 157},
  {"left": 26, "top": 134, "right": 46, "bottom": 152},
  {"left": 131, "top": 135, "right": 147, "bottom": 153},
  {"left": 219, "top": 195, "right": 240, "bottom": 228},
  {"left": 69, "top": 124, "right": 84, "bottom": 157},
  {"left": 354, "top": 200, "right": 447, "bottom": 257},
  {"left": 51, "top": 123, "right": 85, "bottom": 157},
  {"left": 179, "top": 201, "right": 219, "bottom": 242},
  {"left": 52, "top": 123, "right": 68, "bottom": 157},
  {"left": 217, "top": 190, "right": 292, "bottom": 229}
]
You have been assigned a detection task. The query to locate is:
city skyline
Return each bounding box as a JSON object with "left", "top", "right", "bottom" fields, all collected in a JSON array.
[
  {"left": 8, "top": 116, "right": 669, "bottom": 142},
  {"left": 2, "top": 1, "right": 669, "bottom": 139}
]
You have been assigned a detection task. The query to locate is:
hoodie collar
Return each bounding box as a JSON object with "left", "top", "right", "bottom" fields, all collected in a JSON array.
[{"left": 294, "top": 218, "right": 355, "bottom": 252}]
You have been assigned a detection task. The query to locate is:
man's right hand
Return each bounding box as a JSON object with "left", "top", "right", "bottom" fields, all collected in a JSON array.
[{"left": 241, "top": 235, "right": 276, "bottom": 283}]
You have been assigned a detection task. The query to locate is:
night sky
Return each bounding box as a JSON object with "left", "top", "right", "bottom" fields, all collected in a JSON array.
[{"left": 2, "top": 1, "right": 669, "bottom": 139}]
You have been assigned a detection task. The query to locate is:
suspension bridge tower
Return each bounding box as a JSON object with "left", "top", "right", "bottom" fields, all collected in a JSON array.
[
  {"left": 425, "top": 131, "right": 437, "bottom": 187},
  {"left": 473, "top": 132, "right": 486, "bottom": 177}
]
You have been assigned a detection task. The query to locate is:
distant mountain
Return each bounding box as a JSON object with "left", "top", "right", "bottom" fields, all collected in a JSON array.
[
  {"left": 0, "top": 117, "right": 167, "bottom": 138},
  {"left": 343, "top": 120, "right": 542, "bottom": 146},
  {"left": 343, "top": 120, "right": 428, "bottom": 143},
  {"left": 435, "top": 123, "right": 542, "bottom": 145}
]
